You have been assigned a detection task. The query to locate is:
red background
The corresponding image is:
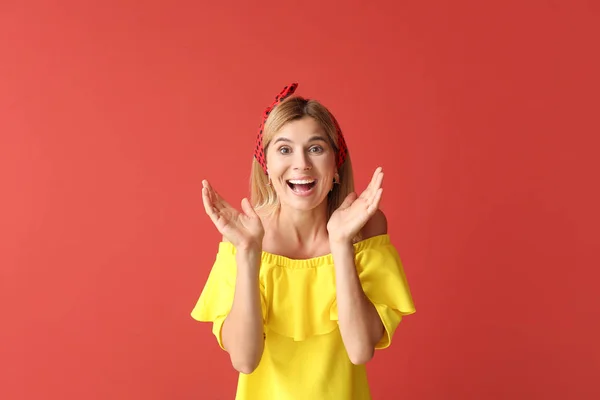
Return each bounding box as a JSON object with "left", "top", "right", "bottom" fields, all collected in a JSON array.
[{"left": 1, "top": 1, "right": 599, "bottom": 399}]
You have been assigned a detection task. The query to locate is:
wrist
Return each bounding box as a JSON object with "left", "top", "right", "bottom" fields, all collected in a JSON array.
[
  {"left": 329, "top": 233, "right": 353, "bottom": 246},
  {"left": 329, "top": 237, "right": 354, "bottom": 253},
  {"left": 236, "top": 239, "right": 262, "bottom": 255},
  {"left": 236, "top": 246, "right": 262, "bottom": 272}
]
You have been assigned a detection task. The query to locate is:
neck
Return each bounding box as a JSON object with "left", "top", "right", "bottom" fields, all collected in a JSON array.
[{"left": 274, "top": 201, "right": 329, "bottom": 246}]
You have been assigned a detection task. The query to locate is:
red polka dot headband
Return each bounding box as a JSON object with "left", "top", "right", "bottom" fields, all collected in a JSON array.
[{"left": 254, "top": 83, "right": 348, "bottom": 174}]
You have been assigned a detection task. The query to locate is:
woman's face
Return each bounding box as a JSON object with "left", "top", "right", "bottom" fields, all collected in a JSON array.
[{"left": 266, "top": 116, "right": 336, "bottom": 212}]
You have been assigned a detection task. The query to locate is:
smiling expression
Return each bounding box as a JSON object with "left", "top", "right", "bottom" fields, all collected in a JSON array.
[{"left": 265, "top": 116, "right": 337, "bottom": 212}]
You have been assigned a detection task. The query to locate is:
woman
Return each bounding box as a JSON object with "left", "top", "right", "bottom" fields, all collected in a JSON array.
[{"left": 191, "top": 83, "right": 415, "bottom": 399}]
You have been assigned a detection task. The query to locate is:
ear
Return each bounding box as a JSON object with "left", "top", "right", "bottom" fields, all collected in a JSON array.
[{"left": 360, "top": 209, "right": 388, "bottom": 239}]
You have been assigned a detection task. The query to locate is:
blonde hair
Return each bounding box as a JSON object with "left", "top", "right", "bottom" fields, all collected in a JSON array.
[{"left": 250, "top": 96, "right": 355, "bottom": 220}]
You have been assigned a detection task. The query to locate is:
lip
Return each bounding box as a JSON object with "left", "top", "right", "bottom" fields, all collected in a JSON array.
[
  {"left": 287, "top": 184, "right": 316, "bottom": 197},
  {"left": 286, "top": 178, "right": 318, "bottom": 197},
  {"left": 286, "top": 176, "right": 317, "bottom": 182}
]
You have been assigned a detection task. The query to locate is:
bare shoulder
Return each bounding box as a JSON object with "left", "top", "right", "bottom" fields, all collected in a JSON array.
[{"left": 360, "top": 209, "right": 388, "bottom": 240}]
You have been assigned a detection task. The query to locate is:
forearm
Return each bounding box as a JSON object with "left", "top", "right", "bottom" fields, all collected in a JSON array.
[
  {"left": 331, "top": 240, "right": 384, "bottom": 365},
  {"left": 222, "top": 249, "right": 264, "bottom": 374}
]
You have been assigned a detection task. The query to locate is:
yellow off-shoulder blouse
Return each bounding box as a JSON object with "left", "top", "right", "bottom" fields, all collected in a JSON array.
[{"left": 191, "top": 234, "right": 415, "bottom": 400}]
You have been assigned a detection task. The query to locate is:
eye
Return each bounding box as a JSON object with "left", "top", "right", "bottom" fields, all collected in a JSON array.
[
  {"left": 308, "top": 145, "right": 324, "bottom": 154},
  {"left": 278, "top": 146, "right": 291, "bottom": 154}
]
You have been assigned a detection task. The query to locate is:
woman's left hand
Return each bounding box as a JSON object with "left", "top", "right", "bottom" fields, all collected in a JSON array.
[{"left": 327, "top": 167, "right": 384, "bottom": 243}]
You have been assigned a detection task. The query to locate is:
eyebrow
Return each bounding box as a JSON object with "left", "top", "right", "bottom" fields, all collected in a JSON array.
[{"left": 273, "top": 135, "right": 328, "bottom": 144}]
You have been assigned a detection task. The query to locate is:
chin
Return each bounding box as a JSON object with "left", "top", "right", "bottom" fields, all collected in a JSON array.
[
  {"left": 285, "top": 200, "right": 323, "bottom": 212},
  {"left": 277, "top": 185, "right": 329, "bottom": 212}
]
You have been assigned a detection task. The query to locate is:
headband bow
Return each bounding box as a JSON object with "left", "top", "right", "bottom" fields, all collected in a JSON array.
[{"left": 253, "top": 83, "right": 348, "bottom": 174}]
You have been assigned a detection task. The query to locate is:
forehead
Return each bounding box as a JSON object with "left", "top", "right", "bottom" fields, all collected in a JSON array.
[{"left": 273, "top": 116, "right": 326, "bottom": 141}]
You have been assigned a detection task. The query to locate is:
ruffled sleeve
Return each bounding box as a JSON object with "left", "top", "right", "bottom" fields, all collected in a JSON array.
[
  {"left": 330, "top": 234, "right": 416, "bottom": 349},
  {"left": 190, "top": 242, "right": 268, "bottom": 350},
  {"left": 190, "top": 244, "right": 236, "bottom": 349}
]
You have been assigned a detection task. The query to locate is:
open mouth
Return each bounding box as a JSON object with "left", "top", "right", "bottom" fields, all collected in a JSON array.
[{"left": 286, "top": 179, "right": 317, "bottom": 194}]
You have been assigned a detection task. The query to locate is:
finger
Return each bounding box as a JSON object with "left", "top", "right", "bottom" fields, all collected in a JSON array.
[
  {"left": 202, "top": 185, "right": 212, "bottom": 211},
  {"left": 361, "top": 167, "right": 383, "bottom": 199},
  {"left": 202, "top": 179, "right": 215, "bottom": 197},
  {"left": 204, "top": 180, "right": 220, "bottom": 203},
  {"left": 374, "top": 171, "right": 384, "bottom": 192},
  {"left": 202, "top": 180, "right": 217, "bottom": 205},
  {"left": 373, "top": 167, "right": 383, "bottom": 189},
  {"left": 202, "top": 187, "right": 219, "bottom": 222},
  {"left": 339, "top": 192, "right": 358, "bottom": 210},
  {"left": 241, "top": 198, "right": 258, "bottom": 218},
  {"left": 373, "top": 166, "right": 382, "bottom": 181},
  {"left": 366, "top": 170, "right": 384, "bottom": 202},
  {"left": 205, "top": 180, "right": 232, "bottom": 209},
  {"left": 369, "top": 167, "right": 382, "bottom": 186},
  {"left": 367, "top": 188, "right": 383, "bottom": 214}
]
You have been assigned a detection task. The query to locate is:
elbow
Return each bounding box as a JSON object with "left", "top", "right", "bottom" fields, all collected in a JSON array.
[
  {"left": 233, "top": 361, "right": 259, "bottom": 375},
  {"left": 348, "top": 347, "right": 375, "bottom": 365},
  {"left": 231, "top": 354, "right": 262, "bottom": 375}
]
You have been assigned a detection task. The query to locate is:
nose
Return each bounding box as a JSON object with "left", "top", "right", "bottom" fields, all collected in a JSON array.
[{"left": 293, "top": 151, "right": 312, "bottom": 171}]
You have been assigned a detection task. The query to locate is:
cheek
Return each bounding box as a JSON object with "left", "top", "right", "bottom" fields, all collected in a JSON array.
[
  {"left": 266, "top": 153, "right": 295, "bottom": 177},
  {"left": 316, "top": 156, "right": 336, "bottom": 176},
  {"left": 267, "top": 163, "right": 287, "bottom": 181},
  {"left": 266, "top": 162, "right": 288, "bottom": 188},
  {"left": 321, "top": 150, "right": 337, "bottom": 169}
]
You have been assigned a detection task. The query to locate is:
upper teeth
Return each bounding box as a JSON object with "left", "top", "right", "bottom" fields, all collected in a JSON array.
[{"left": 288, "top": 179, "right": 315, "bottom": 184}]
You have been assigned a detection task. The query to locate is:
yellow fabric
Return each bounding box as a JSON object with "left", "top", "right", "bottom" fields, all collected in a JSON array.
[{"left": 191, "top": 234, "right": 415, "bottom": 400}]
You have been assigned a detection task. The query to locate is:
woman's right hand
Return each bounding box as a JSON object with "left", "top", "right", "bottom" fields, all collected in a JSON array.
[{"left": 201, "top": 180, "right": 264, "bottom": 252}]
